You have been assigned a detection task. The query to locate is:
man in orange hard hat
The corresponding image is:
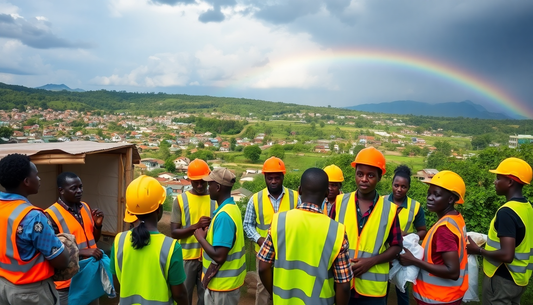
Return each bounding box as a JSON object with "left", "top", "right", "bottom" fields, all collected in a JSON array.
[
  {"left": 323, "top": 164, "right": 344, "bottom": 218},
  {"left": 243, "top": 156, "right": 300, "bottom": 305},
  {"left": 171, "top": 159, "right": 217, "bottom": 305},
  {"left": 467, "top": 157, "right": 533, "bottom": 305},
  {"left": 332, "top": 147, "right": 402, "bottom": 305}
]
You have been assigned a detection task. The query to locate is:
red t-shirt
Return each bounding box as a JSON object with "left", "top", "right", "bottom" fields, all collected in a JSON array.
[{"left": 417, "top": 226, "right": 461, "bottom": 305}]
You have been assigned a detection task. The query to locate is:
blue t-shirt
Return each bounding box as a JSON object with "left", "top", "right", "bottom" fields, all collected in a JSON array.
[
  {"left": 0, "top": 192, "right": 64, "bottom": 261},
  {"left": 212, "top": 197, "right": 236, "bottom": 249}
]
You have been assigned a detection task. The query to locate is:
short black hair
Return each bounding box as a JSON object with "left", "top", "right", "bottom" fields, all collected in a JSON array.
[
  {"left": 57, "top": 172, "right": 80, "bottom": 188},
  {"left": 300, "top": 168, "right": 329, "bottom": 205},
  {"left": 393, "top": 165, "right": 411, "bottom": 185},
  {"left": 0, "top": 154, "right": 32, "bottom": 190}
]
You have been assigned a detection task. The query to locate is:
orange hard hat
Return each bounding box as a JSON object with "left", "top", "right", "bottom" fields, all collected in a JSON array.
[
  {"left": 351, "top": 147, "right": 387, "bottom": 175},
  {"left": 489, "top": 157, "right": 532, "bottom": 185},
  {"left": 324, "top": 165, "right": 344, "bottom": 182},
  {"left": 424, "top": 170, "right": 466, "bottom": 204},
  {"left": 262, "top": 157, "right": 286, "bottom": 174},
  {"left": 187, "top": 159, "right": 211, "bottom": 180}
]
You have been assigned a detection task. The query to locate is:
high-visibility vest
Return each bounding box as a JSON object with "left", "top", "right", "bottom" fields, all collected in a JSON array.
[
  {"left": 177, "top": 192, "right": 217, "bottom": 260},
  {"left": 0, "top": 199, "right": 55, "bottom": 284},
  {"left": 335, "top": 193, "right": 397, "bottom": 297},
  {"left": 252, "top": 187, "right": 298, "bottom": 252},
  {"left": 46, "top": 201, "right": 97, "bottom": 289},
  {"left": 271, "top": 209, "right": 345, "bottom": 305},
  {"left": 114, "top": 230, "right": 176, "bottom": 305},
  {"left": 396, "top": 196, "right": 421, "bottom": 234},
  {"left": 202, "top": 203, "right": 246, "bottom": 291},
  {"left": 413, "top": 213, "right": 468, "bottom": 304},
  {"left": 484, "top": 200, "right": 533, "bottom": 286}
]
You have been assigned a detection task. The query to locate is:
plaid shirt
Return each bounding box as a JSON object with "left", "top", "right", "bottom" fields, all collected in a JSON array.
[
  {"left": 46, "top": 199, "right": 85, "bottom": 235},
  {"left": 257, "top": 202, "right": 353, "bottom": 283}
]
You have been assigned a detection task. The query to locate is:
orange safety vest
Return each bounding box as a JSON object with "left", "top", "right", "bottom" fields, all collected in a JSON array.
[
  {"left": 413, "top": 213, "right": 468, "bottom": 304},
  {"left": 0, "top": 199, "right": 55, "bottom": 284},
  {"left": 46, "top": 201, "right": 97, "bottom": 289}
]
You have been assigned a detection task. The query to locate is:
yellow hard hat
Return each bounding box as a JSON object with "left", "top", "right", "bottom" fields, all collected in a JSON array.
[
  {"left": 126, "top": 175, "right": 166, "bottom": 216},
  {"left": 489, "top": 157, "right": 532, "bottom": 185},
  {"left": 424, "top": 170, "right": 466, "bottom": 204},
  {"left": 323, "top": 165, "right": 344, "bottom": 182},
  {"left": 124, "top": 209, "right": 138, "bottom": 223}
]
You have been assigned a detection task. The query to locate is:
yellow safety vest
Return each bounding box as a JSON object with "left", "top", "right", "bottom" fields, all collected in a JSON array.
[
  {"left": 202, "top": 203, "right": 246, "bottom": 291},
  {"left": 396, "top": 196, "right": 421, "bottom": 234},
  {"left": 271, "top": 209, "right": 345, "bottom": 305},
  {"left": 484, "top": 200, "right": 533, "bottom": 286},
  {"left": 178, "top": 191, "right": 217, "bottom": 260},
  {"left": 335, "top": 193, "right": 397, "bottom": 297},
  {"left": 114, "top": 230, "right": 176, "bottom": 305},
  {"left": 252, "top": 187, "right": 298, "bottom": 252}
]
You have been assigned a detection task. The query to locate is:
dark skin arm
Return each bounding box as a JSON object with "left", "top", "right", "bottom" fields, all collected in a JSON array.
[
  {"left": 335, "top": 282, "right": 351, "bottom": 305},
  {"left": 467, "top": 236, "right": 515, "bottom": 264},
  {"left": 399, "top": 248, "right": 460, "bottom": 280},
  {"left": 79, "top": 248, "right": 103, "bottom": 260},
  {"left": 170, "top": 216, "right": 211, "bottom": 239},
  {"left": 415, "top": 226, "right": 427, "bottom": 240},
  {"left": 258, "top": 260, "right": 273, "bottom": 295},
  {"left": 113, "top": 275, "right": 121, "bottom": 294},
  {"left": 170, "top": 283, "right": 189, "bottom": 304},
  {"left": 48, "top": 247, "right": 70, "bottom": 270},
  {"left": 194, "top": 227, "right": 231, "bottom": 265},
  {"left": 351, "top": 245, "right": 402, "bottom": 277},
  {"left": 92, "top": 208, "right": 104, "bottom": 243}
]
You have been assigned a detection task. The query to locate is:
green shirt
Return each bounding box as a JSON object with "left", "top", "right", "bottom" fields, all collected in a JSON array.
[{"left": 110, "top": 231, "right": 186, "bottom": 286}]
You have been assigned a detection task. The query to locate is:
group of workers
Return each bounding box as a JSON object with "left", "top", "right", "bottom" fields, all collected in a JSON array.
[{"left": 0, "top": 147, "right": 532, "bottom": 305}]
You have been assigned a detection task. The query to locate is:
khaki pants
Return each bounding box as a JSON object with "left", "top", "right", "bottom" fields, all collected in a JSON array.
[
  {"left": 184, "top": 259, "right": 205, "bottom": 305},
  {"left": 204, "top": 288, "right": 240, "bottom": 305},
  {"left": 57, "top": 288, "right": 99, "bottom": 305},
  {"left": 255, "top": 257, "right": 273, "bottom": 305},
  {"left": 482, "top": 274, "right": 527, "bottom": 305},
  {"left": 0, "top": 277, "right": 59, "bottom": 305}
]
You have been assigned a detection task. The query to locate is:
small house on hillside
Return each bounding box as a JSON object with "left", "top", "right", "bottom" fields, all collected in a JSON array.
[
  {"left": 174, "top": 156, "right": 190, "bottom": 171},
  {"left": 231, "top": 188, "right": 253, "bottom": 202},
  {"left": 415, "top": 169, "right": 439, "bottom": 181}
]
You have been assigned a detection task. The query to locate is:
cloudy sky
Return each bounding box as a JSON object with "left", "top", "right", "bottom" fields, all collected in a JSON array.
[{"left": 0, "top": 0, "right": 531, "bottom": 116}]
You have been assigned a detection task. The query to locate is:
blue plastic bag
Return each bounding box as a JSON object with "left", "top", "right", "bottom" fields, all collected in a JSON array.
[{"left": 68, "top": 251, "right": 116, "bottom": 305}]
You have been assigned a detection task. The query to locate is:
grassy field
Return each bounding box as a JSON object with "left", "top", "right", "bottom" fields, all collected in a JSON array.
[{"left": 384, "top": 155, "right": 426, "bottom": 171}]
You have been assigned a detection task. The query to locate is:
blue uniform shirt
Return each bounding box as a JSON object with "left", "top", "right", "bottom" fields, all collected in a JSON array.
[{"left": 212, "top": 197, "right": 237, "bottom": 248}]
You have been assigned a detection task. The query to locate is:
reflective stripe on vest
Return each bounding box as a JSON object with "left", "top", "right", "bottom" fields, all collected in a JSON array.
[
  {"left": 335, "top": 193, "right": 397, "bottom": 296},
  {"left": 202, "top": 203, "right": 246, "bottom": 291},
  {"left": 484, "top": 200, "right": 533, "bottom": 286},
  {"left": 47, "top": 202, "right": 96, "bottom": 250},
  {"left": 413, "top": 214, "right": 468, "bottom": 304},
  {"left": 114, "top": 231, "right": 175, "bottom": 305},
  {"left": 253, "top": 188, "right": 298, "bottom": 252},
  {"left": 179, "top": 192, "right": 217, "bottom": 259},
  {"left": 400, "top": 197, "right": 419, "bottom": 233},
  {"left": 0, "top": 200, "right": 54, "bottom": 284},
  {"left": 271, "top": 210, "right": 343, "bottom": 305}
]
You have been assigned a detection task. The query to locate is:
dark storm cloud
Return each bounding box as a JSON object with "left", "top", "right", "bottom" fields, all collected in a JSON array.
[
  {"left": 0, "top": 14, "right": 92, "bottom": 49},
  {"left": 198, "top": 5, "right": 225, "bottom": 23},
  {"left": 253, "top": 0, "right": 322, "bottom": 24},
  {"left": 0, "top": 66, "right": 33, "bottom": 75}
]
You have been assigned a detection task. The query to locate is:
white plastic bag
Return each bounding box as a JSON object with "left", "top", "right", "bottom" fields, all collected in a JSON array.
[
  {"left": 463, "top": 232, "right": 487, "bottom": 303},
  {"left": 390, "top": 233, "right": 424, "bottom": 293}
]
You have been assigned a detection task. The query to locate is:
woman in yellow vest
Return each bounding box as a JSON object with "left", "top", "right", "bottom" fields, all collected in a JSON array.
[
  {"left": 399, "top": 170, "right": 468, "bottom": 305},
  {"left": 110, "top": 175, "right": 188, "bottom": 305},
  {"left": 466, "top": 157, "right": 533, "bottom": 305},
  {"left": 388, "top": 165, "right": 426, "bottom": 305}
]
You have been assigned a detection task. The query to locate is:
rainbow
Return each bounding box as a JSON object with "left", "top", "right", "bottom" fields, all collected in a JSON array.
[{"left": 227, "top": 49, "right": 532, "bottom": 119}]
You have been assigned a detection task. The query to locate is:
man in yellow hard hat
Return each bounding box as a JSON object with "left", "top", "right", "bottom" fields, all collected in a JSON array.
[
  {"left": 194, "top": 167, "right": 246, "bottom": 305},
  {"left": 323, "top": 164, "right": 344, "bottom": 218},
  {"left": 333, "top": 147, "right": 402, "bottom": 305},
  {"left": 467, "top": 157, "right": 533, "bottom": 305},
  {"left": 243, "top": 156, "right": 300, "bottom": 305},
  {"left": 170, "top": 159, "right": 216, "bottom": 305}
]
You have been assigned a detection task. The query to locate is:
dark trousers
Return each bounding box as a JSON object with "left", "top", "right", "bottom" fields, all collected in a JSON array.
[
  {"left": 395, "top": 286, "right": 410, "bottom": 305},
  {"left": 348, "top": 290, "right": 387, "bottom": 305}
]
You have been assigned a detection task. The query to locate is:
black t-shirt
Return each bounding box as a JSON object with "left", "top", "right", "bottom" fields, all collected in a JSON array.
[{"left": 493, "top": 197, "right": 528, "bottom": 280}]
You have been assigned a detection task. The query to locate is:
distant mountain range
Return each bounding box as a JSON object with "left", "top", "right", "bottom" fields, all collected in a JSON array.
[
  {"left": 346, "top": 100, "right": 515, "bottom": 120},
  {"left": 35, "top": 84, "right": 85, "bottom": 92}
]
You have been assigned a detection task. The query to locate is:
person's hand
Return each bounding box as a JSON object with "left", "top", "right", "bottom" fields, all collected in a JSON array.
[
  {"left": 398, "top": 248, "right": 417, "bottom": 266},
  {"left": 350, "top": 257, "right": 376, "bottom": 278},
  {"left": 257, "top": 237, "right": 266, "bottom": 247},
  {"left": 466, "top": 236, "right": 481, "bottom": 255},
  {"left": 195, "top": 216, "right": 211, "bottom": 229},
  {"left": 79, "top": 248, "right": 103, "bottom": 261},
  {"left": 91, "top": 209, "right": 104, "bottom": 228},
  {"left": 194, "top": 227, "right": 208, "bottom": 240}
]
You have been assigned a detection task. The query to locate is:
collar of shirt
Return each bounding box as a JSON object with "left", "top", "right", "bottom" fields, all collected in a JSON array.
[
  {"left": 509, "top": 197, "right": 528, "bottom": 203},
  {"left": 267, "top": 187, "right": 286, "bottom": 200},
  {"left": 214, "top": 197, "right": 235, "bottom": 214},
  {"left": 355, "top": 191, "right": 380, "bottom": 217},
  {"left": 57, "top": 198, "right": 83, "bottom": 212},
  {"left": 296, "top": 202, "right": 323, "bottom": 214},
  {"left": 387, "top": 193, "right": 408, "bottom": 209},
  {"left": 0, "top": 191, "right": 30, "bottom": 203}
]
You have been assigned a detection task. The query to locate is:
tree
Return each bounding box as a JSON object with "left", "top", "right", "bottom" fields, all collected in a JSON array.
[
  {"left": 244, "top": 145, "right": 262, "bottom": 163},
  {"left": 471, "top": 134, "right": 492, "bottom": 150},
  {"left": 0, "top": 126, "right": 13, "bottom": 139},
  {"left": 426, "top": 151, "right": 448, "bottom": 169},
  {"left": 434, "top": 141, "right": 452, "bottom": 156},
  {"left": 164, "top": 159, "right": 176, "bottom": 172},
  {"left": 230, "top": 138, "right": 237, "bottom": 151},
  {"left": 198, "top": 142, "right": 205, "bottom": 149},
  {"left": 268, "top": 144, "right": 285, "bottom": 159},
  {"left": 319, "top": 121, "right": 325, "bottom": 128}
]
